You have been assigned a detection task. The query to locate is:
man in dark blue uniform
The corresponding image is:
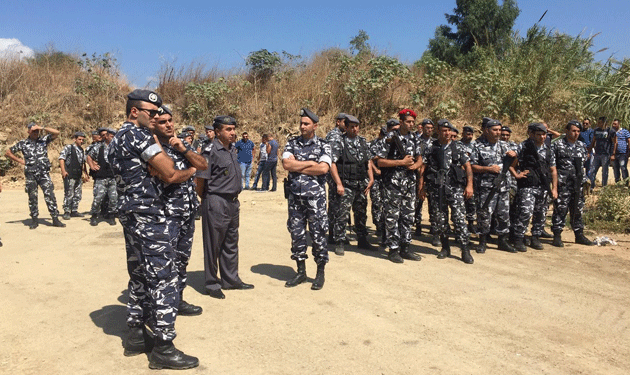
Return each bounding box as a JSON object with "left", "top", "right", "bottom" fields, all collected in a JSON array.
[{"left": 59, "top": 131, "right": 88, "bottom": 220}]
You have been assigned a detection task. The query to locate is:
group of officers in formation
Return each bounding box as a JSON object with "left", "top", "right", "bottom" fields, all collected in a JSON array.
[{"left": 4, "top": 88, "right": 600, "bottom": 370}]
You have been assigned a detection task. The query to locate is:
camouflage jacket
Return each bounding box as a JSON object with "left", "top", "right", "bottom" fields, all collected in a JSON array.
[
  {"left": 58, "top": 144, "right": 86, "bottom": 167},
  {"left": 10, "top": 134, "right": 54, "bottom": 173},
  {"left": 162, "top": 141, "right": 199, "bottom": 218},
  {"left": 470, "top": 138, "right": 512, "bottom": 191},
  {"left": 283, "top": 135, "right": 332, "bottom": 198},
  {"left": 551, "top": 137, "right": 588, "bottom": 186},
  {"left": 373, "top": 130, "right": 422, "bottom": 190},
  {"left": 331, "top": 134, "right": 371, "bottom": 185}
]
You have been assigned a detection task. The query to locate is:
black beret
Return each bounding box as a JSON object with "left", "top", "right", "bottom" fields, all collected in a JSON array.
[
  {"left": 299, "top": 108, "right": 319, "bottom": 123},
  {"left": 158, "top": 105, "right": 172, "bottom": 116},
  {"left": 106, "top": 128, "right": 117, "bottom": 135},
  {"left": 482, "top": 117, "right": 493, "bottom": 127},
  {"left": 567, "top": 120, "right": 582, "bottom": 131},
  {"left": 344, "top": 114, "right": 359, "bottom": 124},
  {"left": 91, "top": 130, "right": 99, "bottom": 135},
  {"left": 127, "top": 89, "right": 162, "bottom": 107},
  {"left": 421, "top": 118, "right": 434, "bottom": 126},
  {"left": 198, "top": 135, "right": 208, "bottom": 141},
  {"left": 528, "top": 122, "right": 547, "bottom": 133},
  {"left": 182, "top": 125, "right": 195, "bottom": 133},
  {"left": 437, "top": 119, "right": 453, "bottom": 129},
  {"left": 452, "top": 127, "right": 459, "bottom": 134},
  {"left": 178, "top": 132, "right": 192, "bottom": 139},
  {"left": 501, "top": 126, "right": 512, "bottom": 133},
  {"left": 485, "top": 119, "right": 501, "bottom": 128},
  {"left": 386, "top": 118, "right": 400, "bottom": 127},
  {"left": 336, "top": 113, "right": 347, "bottom": 120},
  {"left": 97, "top": 127, "right": 108, "bottom": 133},
  {"left": 213, "top": 115, "right": 237, "bottom": 127},
  {"left": 204, "top": 124, "right": 214, "bottom": 131},
  {"left": 73, "top": 131, "right": 86, "bottom": 138},
  {"left": 27, "top": 122, "right": 36, "bottom": 129},
  {"left": 462, "top": 126, "right": 474, "bottom": 133}
]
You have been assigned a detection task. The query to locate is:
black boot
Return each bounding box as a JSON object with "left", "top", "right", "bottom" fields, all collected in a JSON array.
[
  {"left": 357, "top": 236, "right": 376, "bottom": 251},
  {"left": 467, "top": 221, "right": 477, "bottom": 235},
  {"left": 399, "top": 243, "right": 421, "bottom": 261},
  {"left": 513, "top": 237, "right": 527, "bottom": 252},
  {"left": 334, "top": 244, "right": 345, "bottom": 256},
  {"left": 461, "top": 244, "right": 474, "bottom": 264},
  {"left": 380, "top": 231, "right": 386, "bottom": 247},
  {"left": 123, "top": 326, "right": 153, "bottom": 357},
  {"left": 530, "top": 236, "right": 544, "bottom": 250},
  {"left": 52, "top": 216, "right": 66, "bottom": 227},
  {"left": 105, "top": 214, "right": 116, "bottom": 226},
  {"left": 431, "top": 234, "right": 441, "bottom": 247},
  {"left": 311, "top": 263, "right": 325, "bottom": 290},
  {"left": 476, "top": 234, "right": 487, "bottom": 254},
  {"left": 70, "top": 211, "right": 84, "bottom": 218},
  {"left": 388, "top": 248, "right": 404, "bottom": 264},
  {"left": 285, "top": 260, "right": 307, "bottom": 287},
  {"left": 552, "top": 231, "right": 564, "bottom": 247},
  {"left": 62, "top": 212, "right": 71, "bottom": 220},
  {"left": 178, "top": 299, "right": 203, "bottom": 316},
  {"left": 90, "top": 214, "right": 98, "bottom": 226},
  {"left": 540, "top": 229, "right": 553, "bottom": 239},
  {"left": 574, "top": 230, "right": 595, "bottom": 246},
  {"left": 414, "top": 226, "right": 422, "bottom": 236},
  {"left": 148, "top": 338, "right": 199, "bottom": 370},
  {"left": 29, "top": 217, "right": 39, "bottom": 229},
  {"left": 498, "top": 234, "right": 517, "bottom": 253},
  {"left": 437, "top": 235, "right": 451, "bottom": 259}
]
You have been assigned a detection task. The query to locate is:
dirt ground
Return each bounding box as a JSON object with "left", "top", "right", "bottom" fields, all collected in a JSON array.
[{"left": 1, "top": 179, "right": 629, "bottom": 375}]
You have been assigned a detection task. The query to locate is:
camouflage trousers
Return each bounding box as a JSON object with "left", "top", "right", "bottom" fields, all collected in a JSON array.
[
  {"left": 120, "top": 213, "right": 179, "bottom": 341},
  {"left": 551, "top": 184, "right": 585, "bottom": 233},
  {"left": 465, "top": 192, "right": 477, "bottom": 223},
  {"left": 62, "top": 177, "right": 82, "bottom": 213},
  {"left": 414, "top": 195, "right": 423, "bottom": 227},
  {"left": 24, "top": 170, "right": 59, "bottom": 218},
  {"left": 370, "top": 178, "right": 384, "bottom": 232},
  {"left": 476, "top": 188, "right": 510, "bottom": 236},
  {"left": 333, "top": 181, "right": 368, "bottom": 242},
  {"left": 287, "top": 194, "right": 329, "bottom": 264},
  {"left": 327, "top": 180, "right": 341, "bottom": 238},
  {"left": 383, "top": 182, "right": 416, "bottom": 250},
  {"left": 90, "top": 178, "right": 117, "bottom": 215},
  {"left": 512, "top": 186, "right": 548, "bottom": 238},
  {"left": 427, "top": 183, "right": 470, "bottom": 245},
  {"left": 166, "top": 214, "right": 196, "bottom": 296}
]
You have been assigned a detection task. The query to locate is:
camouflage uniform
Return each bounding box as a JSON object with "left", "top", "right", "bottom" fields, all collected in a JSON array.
[
  {"left": 512, "top": 139, "right": 556, "bottom": 239},
  {"left": 10, "top": 134, "right": 60, "bottom": 218},
  {"left": 459, "top": 139, "right": 477, "bottom": 226},
  {"left": 423, "top": 140, "right": 471, "bottom": 245},
  {"left": 331, "top": 134, "right": 372, "bottom": 243},
  {"left": 373, "top": 131, "right": 422, "bottom": 251},
  {"left": 109, "top": 121, "right": 179, "bottom": 341},
  {"left": 551, "top": 137, "right": 587, "bottom": 233},
  {"left": 369, "top": 139, "right": 384, "bottom": 233},
  {"left": 88, "top": 142, "right": 118, "bottom": 216},
  {"left": 326, "top": 127, "right": 343, "bottom": 240},
  {"left": 470, "top": 138, "right": 512, "bottom": 236},
  {"left": 162, "top": 141, "right": 199, "bottom": 297},
  {"left": 59, "top": 143, "right": 85, "bottom": 214},
  {"left": 283, "top": 135, "right": 332, "bottom": 264},
  {"left": 415, "top": 134, "right": 435, "bottom": 232}
]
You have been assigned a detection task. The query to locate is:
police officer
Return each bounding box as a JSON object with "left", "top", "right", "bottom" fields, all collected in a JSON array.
[
  {"left": 59, "top": 131, "right": 88, "bottom": 220},
  {"left": 373, "top": 109, "right": 423, "bottom": 263},
  {"left": 5, "top": 122, "right": 65, "bottom": 229},
  {"left": 326, "top": 113, "right": 347, "bottom": 245},
  {"left": 369, "top": 125, "right": 388, "bottom": 243},
  {"left": 282, "top": 108, "right": 332, "bottom": 290},
  {"left": 197, "top": 124, "right": 215, "bottom": 154},
  {"left": 195, "top": 115, "right": 254, "bottom": 300},
  {"left": 109, "top": 89, "right": 198, "bottom": 369},
  {"left": 329, "top": 114, "right": 376, "bottom": 255},
  {"left": 470, "top": 119, "right": 517, "bottom": 253},
  {"left": 510, "top": 123, "right": 558, "bottom": 252},
  {"left": 550, "top": 121, "right": 595, "bottom": 247},
  {"left": 459, "top": 125, "right": 478, "bottom": 234},
  {"left": 87, "top": 127, "right": 118, "bottom": 226},
  {"left": 421, "top": 119, "right": 474, "bottom": 264},
  {"left": 415, "top": 118, "right": 435, "bottom": 238},
  {"left": 154, "top": 105, "right": 208, "bottom": 315}
]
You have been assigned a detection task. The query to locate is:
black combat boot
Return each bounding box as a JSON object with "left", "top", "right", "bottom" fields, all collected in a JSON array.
[
  {"left": 380, "top": 231, "right": 386, "bottom": 247},
  {"left": 105, "top": 214, "right": 116, "bottom": 226},
  {"left": 388, "top": 248, "right": 404, "bottom": 264},
  {"left": 399, "top": 243, "right": 421, "bottom": 261},
  {"left": 530, "top": 236, "right": 544, "bottom": 250},
  {"left": 90, "top": 214, "right": 98, "bottom": 226},
  {"left": 334, "top": 244, "right": 345, "bottom": 256},
  {"left": 540, "top": 229, "right": 553, "bottom": 239},
  {"left": 178, "top": 292, "right": 203, "bottom": 316},
  {"left": 123, "top": 326, "right": 153, "bottom": 357},
  {"left": 414, "top": 225, "right": 422, "bottom": 236},
  {"left": 70, "top": 211, "right": 84, "bottom": 218},
  {"left": 285, "top": 260, "right": 307, "bottom": 287},
  {"left": 52, "top": 216, "right": 66, "bottom": 227},
  {"left": 357, "top": 236, "right": 376, "bottom": 251},
  {"left": 467, "top": 221, "right": 477, "bottom": 235},
  {"left": 497, "top": 234, "right": 517, "bottom": 253},
  {"left": 574, "top": 230, "right": 595, "bottom": 246},
  {"left": 29, "top": 217, "right": 39, "bottom": 229},
  {"left": 552, "top": 231, "right": 564, "bottom": 247},
  {"left": 311, "top": 263, "right": 325, "bottom": 290},
  {"left": 476, "top": 234, "right": 487, "bottom": 254},
  {"left": 431, "top": 234, "right": 441, "bottom": 247},
  {"left": 62, "top": 212, "right": 71, "bottom": 220},
  {"left": 512, "top": 237, "right": 527, "bottom": 252},
  {"left": 461, "top": 243, "right": 474, "bottom": 264},
  {"left": 437, "top": 235, "right": 451, "bottom": 259},
  {"left": 148, "top": 338, "right": 199, "bottom": 370}
]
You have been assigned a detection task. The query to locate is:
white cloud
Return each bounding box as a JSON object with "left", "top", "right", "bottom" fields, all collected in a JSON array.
[{"left": 0, "top": 38, "right": 35, "bottom": 60}]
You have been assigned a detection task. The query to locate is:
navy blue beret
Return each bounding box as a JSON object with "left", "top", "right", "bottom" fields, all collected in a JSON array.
[
  {"left": 158, "top": 105, "right": 172, "bottom": 116},
  {"left": 91, "top": 130, "right": 99, "bottom": 135},
  {"left": 204, "top": 124, "right": 214, "bottom": 131},
  {"left": 421, "top": 118, "right": 434, "bottom": 126},
  {"left": 485, "top": 119, "right": 501, "bottom": 128},
  {"left": 213, "top": 115, "right": 237, "bottom": 126},
  {"left": 501, "top": 126, "right": 512, "bottom": 133},
  {"left": 482, "top": 117, "right": 492, "bottom": 127},
  {"left": 299, "top": 108, "right": 319, "bottom": 123},
  {"left": 437, "top": 119, "right": 453, "bottom": 129},
  {"left": 182, "top": 125, "right": 195, "bottom": 133},
  {"left": 127, "top": 89, "right": 162, "bottom": 107},
  {"left": 73, "top": 131, "right": 86, "bottom": 138},
  {"left": 336, "top": 113, "right": 347, "bottom": 120},
  {"left": 462, "top": 126, "right": 474, "bottom": 133},
  {"left": 528, "top": 122, "right": 547, "bottom": 133},
  {"left": 386, "top": 118, "right": 400, "bottom": 127},
  {"left": 344, "top": 114, "right": 359, "bottom": 124}
]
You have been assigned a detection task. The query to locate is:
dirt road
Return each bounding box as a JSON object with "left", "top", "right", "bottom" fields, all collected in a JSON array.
[{"left": 1, "top": 185, "right": 628, "bottom": 375}]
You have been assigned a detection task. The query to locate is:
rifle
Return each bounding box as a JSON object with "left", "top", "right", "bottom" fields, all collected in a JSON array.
[
  {"left": 391, "top": 131, "right": 407, "bottom": 157},
  {"left": 481, "top": 154, "right": 516, "bottom": 210},
  {"left": 530, "top": 141, "right": 554, "bottom": 199}
]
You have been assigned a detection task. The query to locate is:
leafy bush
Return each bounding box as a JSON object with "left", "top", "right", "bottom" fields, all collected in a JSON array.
[{"left": 584, "top": 180, "right": 630, "bottom": 232}]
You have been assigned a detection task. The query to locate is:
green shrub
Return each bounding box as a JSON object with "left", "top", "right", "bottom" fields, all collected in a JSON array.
[{"left": 584, "top": 180, "right": 630, "bottom": 232}]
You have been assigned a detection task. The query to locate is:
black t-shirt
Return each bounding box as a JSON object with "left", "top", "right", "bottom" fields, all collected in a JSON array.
[{"left": 593, "top": 127, "right": 616, "bottom": 155}]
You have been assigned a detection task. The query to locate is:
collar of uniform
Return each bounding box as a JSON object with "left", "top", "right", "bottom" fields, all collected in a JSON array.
[
  {"left": 213, "top": 138, "right": 232, "bottom": 151},
  {"left": 300, "top": 135, "right": 318, "bottom": 145}
]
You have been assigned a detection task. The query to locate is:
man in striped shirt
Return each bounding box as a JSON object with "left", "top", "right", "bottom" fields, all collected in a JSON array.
[{"left": 612, "top": 119, "right": 630, "bottom": 182}]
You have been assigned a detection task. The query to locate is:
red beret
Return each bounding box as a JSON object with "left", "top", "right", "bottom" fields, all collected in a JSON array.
[{"left": 398, "top": 109, "right": 417, "bottom": 118}]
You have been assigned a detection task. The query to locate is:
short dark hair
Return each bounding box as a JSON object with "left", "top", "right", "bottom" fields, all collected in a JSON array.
[
  {"left": 598, "top": 116, "right": 607, "bottom": 122},
  {"left": 613, "top": 119, "right": 621, "bottom": 123},
  {"left": 126, "top": 99, "right": 143, "bottom": 117},
  {"left": 583, "top": 117, "right": 590, "bottom": 122},
  {"left": 242, "top": 132, "right": 248, "bottom": 136},
  {"left": 566, "top": 122, "right": 581, "bottom": 131}
]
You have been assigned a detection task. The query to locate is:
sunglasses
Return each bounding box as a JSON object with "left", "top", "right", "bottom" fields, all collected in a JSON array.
[{"left": 136, "top": 107, "right": 160, "bottom": 117}]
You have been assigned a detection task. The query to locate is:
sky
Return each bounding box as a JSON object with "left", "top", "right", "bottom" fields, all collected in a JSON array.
[{"left": 1, "top": 0, "right": 628, "bottom": 88}]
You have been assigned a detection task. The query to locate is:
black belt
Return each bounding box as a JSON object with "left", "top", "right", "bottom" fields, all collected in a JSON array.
[{"left": 210, "top": 193, "right": 239, "bottom": 201}]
